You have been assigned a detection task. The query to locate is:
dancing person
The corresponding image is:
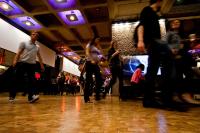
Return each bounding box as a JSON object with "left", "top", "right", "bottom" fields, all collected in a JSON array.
[
  {"left": 9, "top": 31, "right": 44, "bottom": 103},
  {"left": 84, "top": 37, "right": 103, "bottom": 103},
  {"left": 107, "top": 41, "right": 123, "bottom": 98},
  {"left": 57, "top": 72, "right": 65, "bottom": 96}
]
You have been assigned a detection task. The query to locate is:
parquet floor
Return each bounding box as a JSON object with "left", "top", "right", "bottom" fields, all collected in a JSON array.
[{"left": 0, "top": 95, "right": 199, "bottom": 133}]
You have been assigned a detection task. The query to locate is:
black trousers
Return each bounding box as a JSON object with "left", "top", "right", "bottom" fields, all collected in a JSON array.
[
  {"left": 131, "top": 80, "right": 145, "bottom": 97},
  {"left": 9, "top": 62, "right": 37, "bottom": 101},
  {"left": 58, "top": 82, "right": 65, "bottom": 95},
  {"left": 84, "top": 61, "right": 102, "bottom": 102},
  {"left": 110, "top": 65, "right": 123, "bottom": 97},
  {"left": 144, "top": 40, "right": 174, "bottom": 103},
  {"left": 173, "top": 54, "right": 194, "bottom": 93}
]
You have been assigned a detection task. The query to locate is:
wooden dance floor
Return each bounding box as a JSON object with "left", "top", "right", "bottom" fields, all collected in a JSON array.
[{"left": 0, "top": 95, "right": 199, "bottom": 133}]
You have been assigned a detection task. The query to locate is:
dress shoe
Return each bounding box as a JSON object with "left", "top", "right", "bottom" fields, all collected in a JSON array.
[{"left": 143, "top": 100, "right": 164, "bottom": 109}]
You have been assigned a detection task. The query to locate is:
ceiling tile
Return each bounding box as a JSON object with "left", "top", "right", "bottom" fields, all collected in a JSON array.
[
  {"left": 95, "top": 22, "right": 111, "bottom": 37},
  {"left": 13, "top": 0, "right": 48, "bottom": 13},
  {"left": 50, "top": 30, "right": 68, "bottom": 42},
  {"left": 79, "top": 0, "right": 107, "bottom": 6},
  {"left": 34, "top": 13, "right": 62, "bottom": 27},
  {"left": 84, "top": 7, "right": 109, "bottom": 23},
  {"left": 75, "top": 26, "right": 92, "bottom": 40},
  {"left": 117, "top": 3, "right": 147, "bottom": 16},
  {"left": 70, "top": 28, "right": 83, "bottom": 41},
  {"left": 59, "top": 28, "right": 76, "bottom": 41}
]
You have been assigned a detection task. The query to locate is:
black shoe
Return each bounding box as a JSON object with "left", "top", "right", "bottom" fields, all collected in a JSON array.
[
  {"left": 84, "top": 98, "right": 90, "bottom": 103},
  {"left": 85, "top": 100, "right": 93, "bottom": 103},
  {"left": 164, "top": 101, "right": 188, "bottom": 112},
  {"left": 143, "top": 100, "right": 164, "bottom": 109},
  {"left": 95, "top": 96, "right": 101, "bottom": 101},
  {"left": 102, "top": 93, "right": 107, "bottom": 99}
]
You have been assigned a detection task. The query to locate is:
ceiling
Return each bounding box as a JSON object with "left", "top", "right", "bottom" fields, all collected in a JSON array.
[{"left": 0, "top": 0, "right": 200, "bottom": 63}]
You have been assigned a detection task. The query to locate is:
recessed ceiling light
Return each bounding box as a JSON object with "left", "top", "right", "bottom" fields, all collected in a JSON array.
[
  {"left": 55, "top": 0, "right": 67, "bottom": 3},
  {"left": 22, "top": 20, "right": 34, "bottom": 26},
  {"left": 70, "top": 15, "right": 75, "bottom": 21},
  {"left": 0, "top": 2, "right": 13, "bottom": 11},
  {"left": 66, "top": 14, "right": 78, "bottom": 21},
  {"left": 73, "top": 56, "right": 78, "bottom": 60}
]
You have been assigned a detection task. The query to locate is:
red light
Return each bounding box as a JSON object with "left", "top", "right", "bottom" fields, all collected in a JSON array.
[{"left": 35, "top": 72, "right": 41, "bottom": 80}]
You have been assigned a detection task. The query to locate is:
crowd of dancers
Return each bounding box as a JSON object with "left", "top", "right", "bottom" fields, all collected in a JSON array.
[{"left": 0, "top": 0, "right": 199, "bottom": 112}]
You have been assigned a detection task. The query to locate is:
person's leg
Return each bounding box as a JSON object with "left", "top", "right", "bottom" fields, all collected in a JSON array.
[
  {"left": 157, "top": 43, "right": 188, "bottom": 111},
  {"left": 160, "top": 65, "right": 174, "bottom": 103},
  {"left": 130, "top": 82, "right": 138, "bottom": 98},
  {"left": 71, "top": 85, "right": 75, "bottom": 95},
  {"left": 6, "top": 66, "right": 16, "bottom": 100},
  {"left": 175, "top": 56, "right": 197, "bottom": 105},
  {"left": 158, "top": 43, "right": 174, "bottom": 104},
  {"left": 66, "top": 84, "right": 69, "bottom": 95},
  {"left": 84, "top": 61, "right": 93, "bottom": 102},
  {"left": 60, "top": 83, "right": 64, "bottom": 96},
  {"left": 117, "top": 66, "right": 124, "bottom": 99},
  {"left": 182, "top": 55, "right": 194, "bottom": 94},
  {"left": 143, "top": 53, "right": 160, "bottom": 104},
  {"left": 138, "top": 80, "right": 145, "bottom": 97},
  {"left": 174, "top": 58, "right": 184, "bottom": 94},
  {"left": 26, "top": 64, "right": 38, "bottom": 102},
  {"left": 94, "top": 64, "right": 103, "bottom": 100},
  {"left": 9, "top": 86, "right": 16, "bottom": 100},
  {"left": 10, "top": 63, "right": 26, "bottom": 100},
  {"left": 110, "top": 67, "right": 118, "bottom": 92},
  {"left": 8, "top": 67, "right": 18, "bottom": 102}
]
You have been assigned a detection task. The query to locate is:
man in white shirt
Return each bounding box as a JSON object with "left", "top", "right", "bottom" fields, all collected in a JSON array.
[{"left": 9, "top": 31, "right": 44, "bottom": 103}]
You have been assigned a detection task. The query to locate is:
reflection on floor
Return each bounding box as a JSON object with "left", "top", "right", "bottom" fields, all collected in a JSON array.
[{"left": 0, "top": 95, "right": 199, "bottom": 133}]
